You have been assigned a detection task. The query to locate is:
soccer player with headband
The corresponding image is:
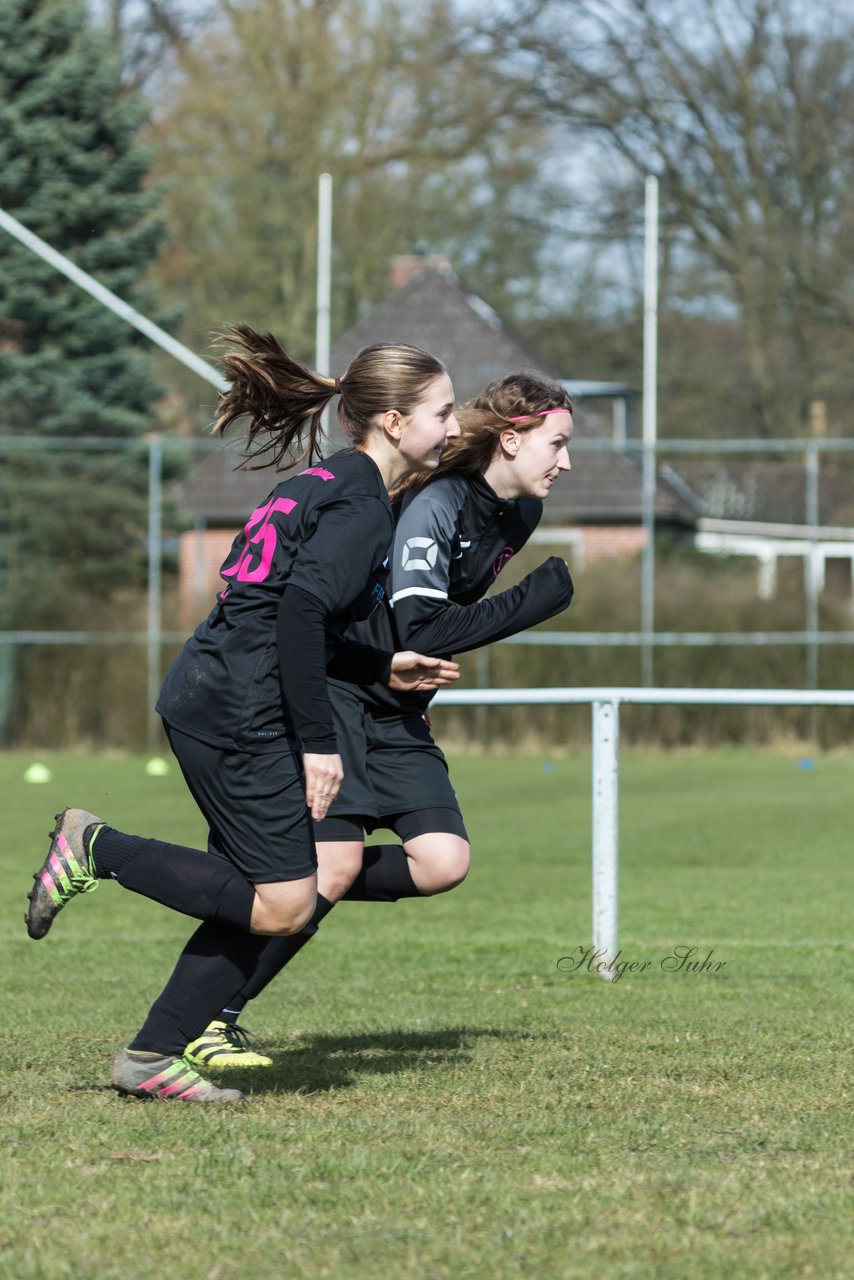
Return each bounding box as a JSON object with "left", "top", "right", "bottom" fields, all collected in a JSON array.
[{"left": 184, "top": 371, "right": 575, "bottom": 1070}]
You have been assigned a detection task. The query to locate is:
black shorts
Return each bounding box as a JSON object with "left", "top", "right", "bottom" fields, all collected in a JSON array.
[
  {"left": 320, "top": 684, "right": 464, "bottom": 834},
  {"left": 165, "top": 724, "right": 316, "bottom": 885}
]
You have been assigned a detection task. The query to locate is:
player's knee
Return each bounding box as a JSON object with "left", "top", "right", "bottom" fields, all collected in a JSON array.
[
  {"left": 321, "top": 865, "right": 360, "bottom": 902},
  {"left": 414, "top": 839, "right": 471, "bottom": 896},
  {"left": 276, "top": 899, "right": 316, "bottom": 934},
  {"left": 251, "top": 882, "right": 317, "bottom": 935},
  {"left": 316, "top": 841, "right": 365, "bottom": 903}
]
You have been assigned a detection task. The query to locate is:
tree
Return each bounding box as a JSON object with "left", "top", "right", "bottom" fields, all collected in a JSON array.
[
  {"left": 504, "top": 0, "right": 854, "bottom": 435},
  {"left": 0, "top": 0, "right": 171, "bottom": 625},
  {"left": 141, "top": 0, "right": 559, "bottom": 359}
]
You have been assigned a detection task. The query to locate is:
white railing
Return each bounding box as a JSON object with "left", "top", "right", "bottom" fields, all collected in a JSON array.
[{"left": 433, "top": 687, "right": 854, "bottom": 978}]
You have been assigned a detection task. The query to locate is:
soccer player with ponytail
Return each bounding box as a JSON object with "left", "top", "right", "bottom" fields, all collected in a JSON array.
[
  {"left": 186, "top": 371, "right": 575, "bottom": 1069},
  {"left": 25, "top": 327, "right": 461, "bottom": 1103}
]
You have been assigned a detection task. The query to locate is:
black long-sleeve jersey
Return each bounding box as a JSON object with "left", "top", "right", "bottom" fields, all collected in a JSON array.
[
  {"left": 157, "top": 449, "right": 393, "bottom": 752},
  {"left": 337, "top": 469, "right": 574, "bottom": 713}
]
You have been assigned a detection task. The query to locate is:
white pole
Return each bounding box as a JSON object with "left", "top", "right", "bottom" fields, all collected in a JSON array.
[
  {"left": 316, "top": 173, "right": 333, "bottom": 375},
  {"left": 592, "top": 698, "right": 620, "bottom": 976},
  {"left": 146, "top": 436, "right": 163, "bottom": 751},
  {"left": 0, "top": 205, "right": 227, "bottom": 392},
  {"left": 641, "top": 175, "right": 659, "bottom": 686},
  {"left": 805, "top": 446, "right": 820, "bottom": 692},
  {"left": 434, "top": 687, "right": 854, "bottom": 708}
]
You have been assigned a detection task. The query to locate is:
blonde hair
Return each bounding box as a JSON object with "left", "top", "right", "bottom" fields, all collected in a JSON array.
[{"left": 213, "top": 325, "right": 446, "bottom": 470}]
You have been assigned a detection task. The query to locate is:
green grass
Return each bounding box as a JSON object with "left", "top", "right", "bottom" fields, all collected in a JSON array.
[{"left": 1, "top": 748, "right": 851, "bottom": 1280}]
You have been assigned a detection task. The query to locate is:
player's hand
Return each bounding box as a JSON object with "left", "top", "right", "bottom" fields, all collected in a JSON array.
[
  {"left": 387, "top": 652, "right": 460, "bottom": 692},
  {"left": 303, "top": 752, "right": 344, "bottom": 821}
]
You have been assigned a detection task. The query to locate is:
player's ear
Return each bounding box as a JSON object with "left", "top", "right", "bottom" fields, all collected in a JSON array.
[
  {"left": 383, "top": 409, "right": 402, "bottom": 441},
  {"left": 498, "top": 427, "right": 521, "bottom": 458}
]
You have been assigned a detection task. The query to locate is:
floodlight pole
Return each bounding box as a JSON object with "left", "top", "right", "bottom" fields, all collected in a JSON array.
[
  {"left": 641, "top": 176, "right": 659, "bottom": 686},
  {"left": 146, "top": 437, "right": 163, "bottom": 751},
  {"left": 315, "top": 173, "right": 333, "bottom": 437},
  {"left": 315, "top": 173, "right": 333, "bottom": 375}
]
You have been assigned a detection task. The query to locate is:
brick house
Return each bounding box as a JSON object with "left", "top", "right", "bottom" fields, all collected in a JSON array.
[{"left": 173, "top": 264, "right": 698, "bottom": 624}]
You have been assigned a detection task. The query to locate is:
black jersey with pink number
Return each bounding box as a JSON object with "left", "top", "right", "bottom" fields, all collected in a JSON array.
[{"left": 157, "top": 449, "right": 393, "bottom": 752}]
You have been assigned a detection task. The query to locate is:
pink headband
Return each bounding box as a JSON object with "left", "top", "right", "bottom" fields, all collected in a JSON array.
[{"left": 507, "top": 407, "right": 573, "bottom": 422}]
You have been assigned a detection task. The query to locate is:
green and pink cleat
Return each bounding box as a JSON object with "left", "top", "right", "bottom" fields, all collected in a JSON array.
[
  {"left": 111, "top": 1050, "right": 245, "bottom": 1104},
  {"left": 25, "top": 807, "right": 103, "bottom": 940}
]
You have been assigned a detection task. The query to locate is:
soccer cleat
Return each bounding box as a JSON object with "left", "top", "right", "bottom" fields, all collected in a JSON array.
[
  {"left": 111, "top": 1048, "right": 245, "bottom": 1103},
  {"left": 26, "top": 808, "right": 103, "bottom": 940},
  {"left": 184, "top": 1020, "right": 273, "bottom": 1069}
]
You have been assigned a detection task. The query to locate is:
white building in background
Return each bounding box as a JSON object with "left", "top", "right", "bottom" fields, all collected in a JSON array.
[{"left": 670, "top": 460, "right": 854, "bottom": 604}]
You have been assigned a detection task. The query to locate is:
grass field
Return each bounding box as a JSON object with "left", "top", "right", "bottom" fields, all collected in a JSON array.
[{"left": 1, "top": 747, "right": 851, "bottom": 1280}]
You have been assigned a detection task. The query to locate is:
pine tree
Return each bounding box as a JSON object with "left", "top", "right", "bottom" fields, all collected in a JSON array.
[{"left": 0, "top": 0, "right": 170, "bottom": 625}]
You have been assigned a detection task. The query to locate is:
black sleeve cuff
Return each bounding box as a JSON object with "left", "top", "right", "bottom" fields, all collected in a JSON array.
[{"left": 327, "top": 637, "right": 394, "bottom": 686}]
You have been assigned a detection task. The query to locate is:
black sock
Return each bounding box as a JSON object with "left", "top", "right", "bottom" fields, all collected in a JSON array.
[
  {"left": 234, "top": 894, "right": 335, "bottom": 1006},
  {"left": 341, "top": 844, "right": 421, "bottom": 902},
  {"left": 129, "top": 921, "right": 271, "bottom": 1056},
  {"left": 88, "top": 825, "right": 254, "bottom": 931},
  {"left": 219, "top": 1004, "right": 246, "bottom": 1027},
  {"left": 214, "top": 851, "right": 421, "bottom": 1026}
]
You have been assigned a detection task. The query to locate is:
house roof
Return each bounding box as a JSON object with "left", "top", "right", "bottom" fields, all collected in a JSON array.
[
  {"left": 327, "top": 265, "right": 554, "bottom": 415},
  {"left": 174, "top": 266, "right": 699, "bottom": 528},
  {"left": 326, "top": 266, "right": 695, "bottom": 526}
]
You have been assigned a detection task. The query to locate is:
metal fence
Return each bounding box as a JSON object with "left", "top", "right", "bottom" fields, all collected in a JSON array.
[
  {"left": 434, "top": 685, "right": 854, "bottom": 975},
  {"left": 1, "top": 434, "right": 853, "bottom": 748}
]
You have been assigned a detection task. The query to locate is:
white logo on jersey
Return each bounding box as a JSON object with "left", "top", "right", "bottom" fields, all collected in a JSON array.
[{"left": 402, "top": 536, "right": 439, "bottom": 571}]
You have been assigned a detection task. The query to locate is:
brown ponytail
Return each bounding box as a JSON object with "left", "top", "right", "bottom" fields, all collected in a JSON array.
[
  {"left": 212, "top": 325, "right": 335, "bottom": 470},
  {"left": 213, "top": 325, "right": 446, "bottom": 472}
]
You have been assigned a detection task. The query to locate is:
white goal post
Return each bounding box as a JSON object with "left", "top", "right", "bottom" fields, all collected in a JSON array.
[{"left": 432, "top": 687, "right": 854, "bottom": 978}]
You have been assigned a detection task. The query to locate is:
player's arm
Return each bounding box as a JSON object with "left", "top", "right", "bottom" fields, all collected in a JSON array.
[
  {"left": 394, "top": 558, "right": 573, "bottom": 654},
  {"left": 389, "top": 488, "right": 573, "bottom": 655},
  {"left": 278, "top": 495, "right": 392, "bottom": 818},
  {"left": 279, "top": 495, "right": 393, "bottom": 743},
  {"left": 326, "top": 637, "right": 393, "bottom": 686},
  {"left": 275, "top": 584, "right": 342, "bottom": 820},
  {"left": 326, "top": 637, "right": 459, "bottom": 691}
]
